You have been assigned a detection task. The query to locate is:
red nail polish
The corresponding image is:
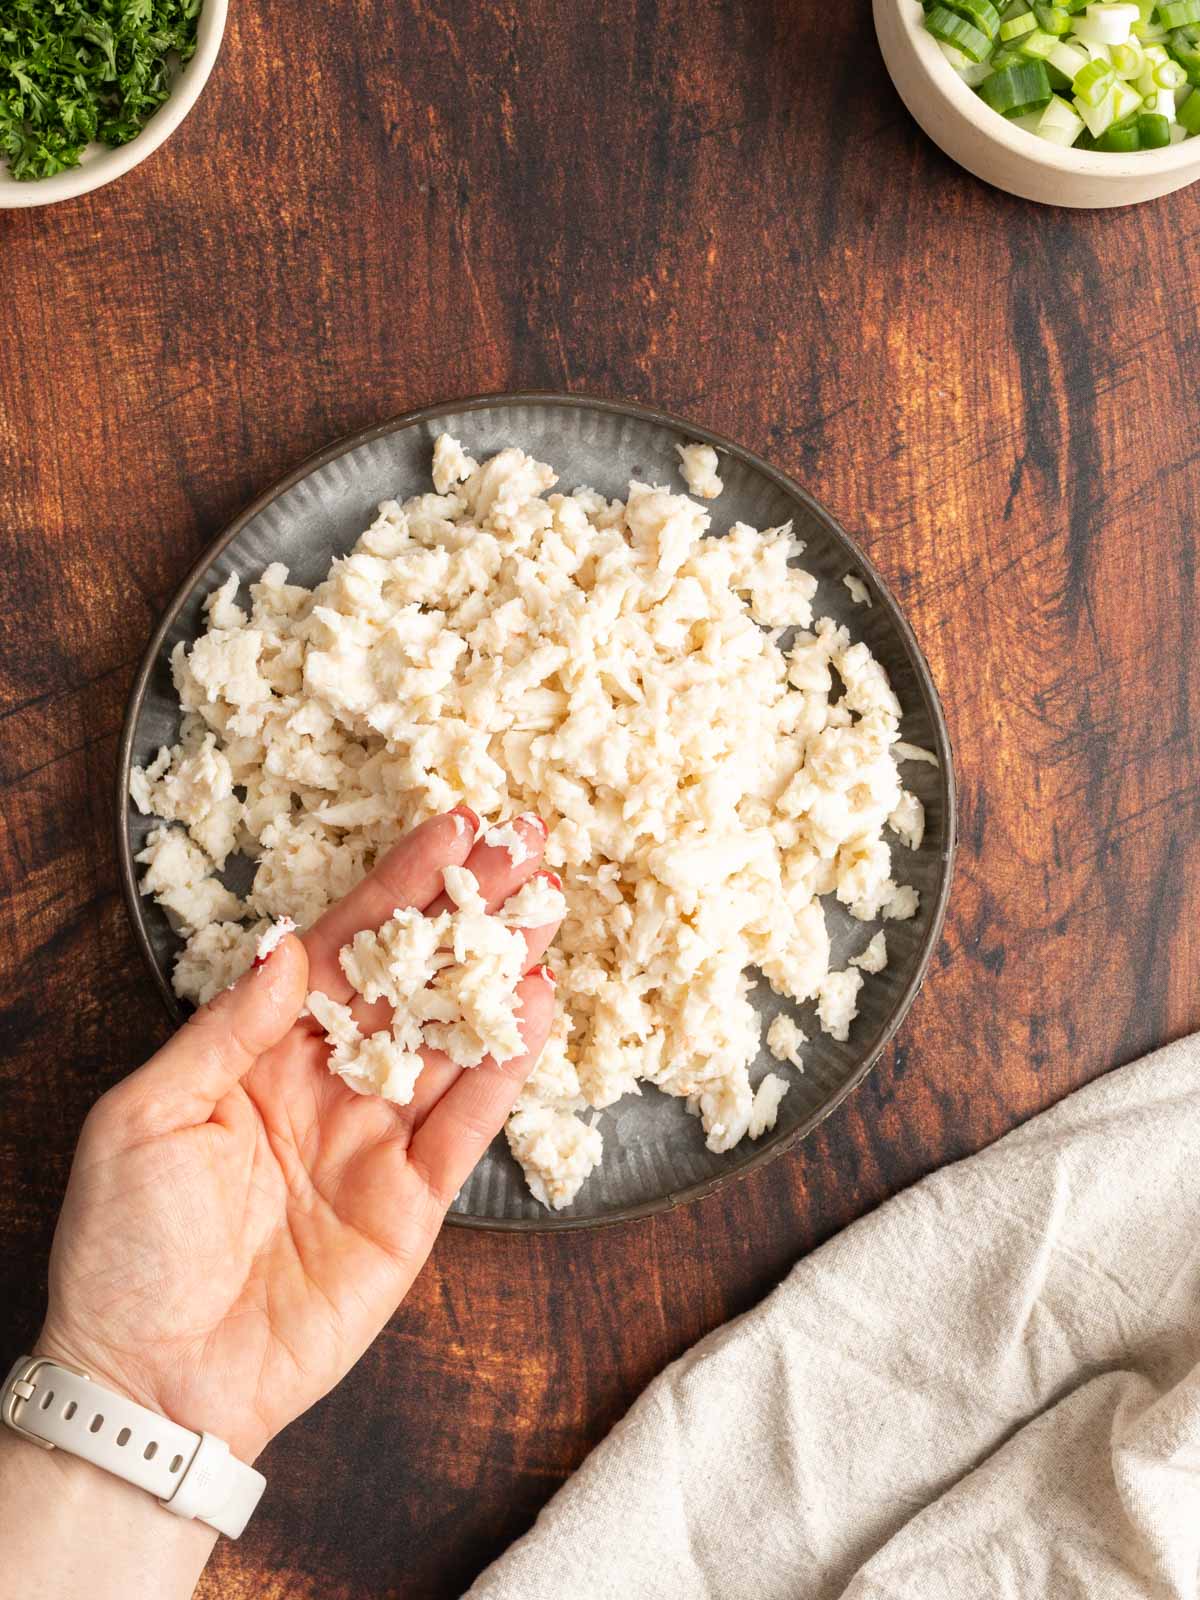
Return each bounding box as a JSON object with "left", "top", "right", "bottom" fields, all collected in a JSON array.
[
  {"left": 450, "top": 804, "right": 481, "bottom": 835},
  {"left": 541, "top": 870, "right": 563, "bottom": 890},
  {"left": 531, "top": 964, "right": 557, "bottom": 984}
]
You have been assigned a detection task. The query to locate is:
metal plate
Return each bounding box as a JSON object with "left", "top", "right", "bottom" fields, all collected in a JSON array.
[{"left": 117, "top": 393, "right": 956, "bottom": 1231}]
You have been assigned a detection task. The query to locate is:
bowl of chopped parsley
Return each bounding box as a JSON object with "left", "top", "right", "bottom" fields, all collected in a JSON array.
[{"left": 0, "top": 0, "right": 227, "bottom": 207}]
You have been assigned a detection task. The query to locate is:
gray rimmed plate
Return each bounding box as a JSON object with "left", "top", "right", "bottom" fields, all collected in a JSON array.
[{"left": 117, "top": 393, "right": 956, "bottom": 1231}]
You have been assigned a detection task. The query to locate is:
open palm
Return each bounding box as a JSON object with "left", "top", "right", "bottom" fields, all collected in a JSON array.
[{"left": 38, "top": 810, "right": 558, "bottom": 1463}]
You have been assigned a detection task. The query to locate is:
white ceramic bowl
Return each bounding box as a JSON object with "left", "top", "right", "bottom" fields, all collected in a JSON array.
[
  {"left": 875, "top": 0, "right": 1200, "bottom": 206},
  {"left": 0, "top": 0, "right": 227, "bottom": 209}
]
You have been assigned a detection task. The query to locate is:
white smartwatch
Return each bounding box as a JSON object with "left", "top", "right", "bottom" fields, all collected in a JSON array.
[{"left": 2, "top": 1356, "right": 266, "bottom": 1539}]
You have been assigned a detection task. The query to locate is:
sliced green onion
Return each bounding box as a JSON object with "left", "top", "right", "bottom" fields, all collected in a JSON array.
[
  {"left": 1140, "top": 82, "right": 1177, "bottom": 111},
  {"left": 1113, "top": 77, "right": 1149, "bottom": 110},
  {"left": 926, "top": 4, "right": 994, "bottom": 55},
  {"left": 1167, "top": 27, "right": 1200, "bottom": 81},
  {"left": 1049, "top": 36, "right": 1093, "bottom": 70},
  {"left": 925, "top": 0, "right": 1200, "bottom": 146},
  {"left": 980, "top": 57, "right": 1055, "bottom": 109},
  {"left": 1074, "top": 20, "right": 1119, "bottom": 46},
  {"left": 1037, "top": 89, "right": 1090, "bottom": 134},
  {"left": 1098, "top": 113, "right": 1143, "bottom": 139},
  {"left": 1164, "top": 42, "right": 1200, "bottom": 82},
  {"left": 1158, "top": 0, "right": 1200, "bottom": 23},
  {"left": 939, "top": 39, "right": 997, "bottom": 79},
  {"left": 1112, "top": 37, "right": 1146, "bottom": 68},
  {"left": 1074, "top": 3, "right": 1138, "bottom": 40},
  {"left": 1036, "top": 2, "right": 1075, "bottom": 27},
  {"left": 1000, "top": 8, "right": 1039, "bottom": 35},
  {"left": 1075, "top": 54, "right": 1118, "bottom": 96},
  {"left": 944, "top": 0, "right": 1004, "bottom": 33},
  {"left": 1139, "top": 104, "right": 1175, "bottom": 133},
  {"left": 1075, "top": 81, "right": 1121, "bottom": 126}
]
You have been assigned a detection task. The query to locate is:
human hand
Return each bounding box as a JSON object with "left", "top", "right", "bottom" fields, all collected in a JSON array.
[{"left": 35, "top": 809, "right": 559, "bottom": 1463}]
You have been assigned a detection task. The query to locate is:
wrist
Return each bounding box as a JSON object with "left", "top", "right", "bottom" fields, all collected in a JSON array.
[
  {"left": 4, "top": 1350, "right": 269, "bottom": 1545},
  {"left": 0, "top": 1425, "right": 217, "bottom": 1600},
  {"left": 32, "top": 1327, "right": 273, "bottom": 1465},
  {"left": 0, "top": 1423, "right": 217, "bottom": 1537}
]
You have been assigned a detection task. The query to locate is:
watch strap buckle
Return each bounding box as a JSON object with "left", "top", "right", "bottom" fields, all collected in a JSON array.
[{"left": 3, "top": 1355, "right": 91, "bottom": 1450}]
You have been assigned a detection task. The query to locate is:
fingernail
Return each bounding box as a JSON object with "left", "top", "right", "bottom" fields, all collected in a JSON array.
[
  {"left": 253, "top": 917, "right": 296, "bottom": 968},
  {"left": 450, "top": 804, "right": 481, "bottom": 836},
  {"left": 540, "top": 870, "right": 563, "bottom": 890},
  {"left": 530, "top": 964, "right": 557, "bottom": 984},
  {"left": 519, "top": 812, "right": 548, "bottom": 837}
]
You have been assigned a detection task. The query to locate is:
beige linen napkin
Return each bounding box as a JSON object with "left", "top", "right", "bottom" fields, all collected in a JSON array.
[{"left": 468, "top": 1036, "right": 1200, "bottom": 1599}]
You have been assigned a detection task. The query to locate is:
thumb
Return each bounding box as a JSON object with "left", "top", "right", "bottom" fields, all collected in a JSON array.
[{"left": 131, "top": 936, "right": 310, "bottom": 1128}]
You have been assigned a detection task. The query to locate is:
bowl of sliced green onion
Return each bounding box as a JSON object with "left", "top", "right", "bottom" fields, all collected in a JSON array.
[
  {"left": 876, "top": 0, "right": 1200, "bottom": 203},
  {"left": 0, "top": 0, "right": 227, "bottom": 209}
]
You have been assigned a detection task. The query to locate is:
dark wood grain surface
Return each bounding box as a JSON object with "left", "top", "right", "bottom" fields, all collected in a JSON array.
[{"left": 2, "top": 1, "right": 1199, "bottom": 1595}]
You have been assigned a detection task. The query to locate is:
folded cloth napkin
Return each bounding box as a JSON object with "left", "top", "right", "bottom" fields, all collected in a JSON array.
[{"left": 468, "top": 1037, "right": 1200, "bottom": 1599}]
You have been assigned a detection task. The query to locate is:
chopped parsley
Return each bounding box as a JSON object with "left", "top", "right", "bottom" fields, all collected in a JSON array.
[{"left": 0, "top": 0, "right": 202, "bottom": 181}]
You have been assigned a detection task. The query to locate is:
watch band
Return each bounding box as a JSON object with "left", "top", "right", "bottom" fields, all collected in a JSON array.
[{"left": 2, "top": 1356, "right": 266, "bottom": 1539}]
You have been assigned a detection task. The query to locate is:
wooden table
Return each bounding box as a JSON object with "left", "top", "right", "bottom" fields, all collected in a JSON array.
[{"left": 3, "top": 2, "right": 1198, "bottom": 1595}]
